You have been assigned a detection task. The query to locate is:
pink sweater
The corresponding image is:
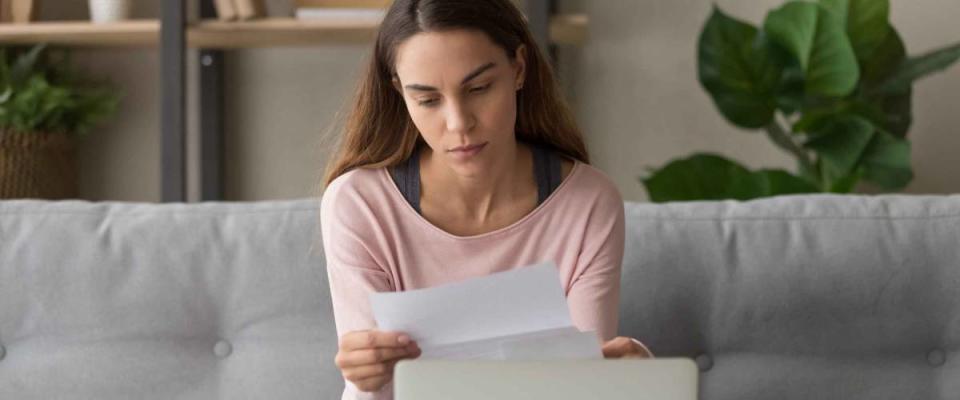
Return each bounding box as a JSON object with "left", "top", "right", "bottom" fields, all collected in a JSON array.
[{"left": 320, "top": 161, "right": 626, "bottom": 400}]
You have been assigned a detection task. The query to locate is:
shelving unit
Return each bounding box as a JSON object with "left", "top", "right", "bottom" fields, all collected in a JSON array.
[
  {"left": 0, "top": 16, "right": 586, "bottom": 48},
  {"left": 0, "top": 1, "right": 585, "bottom": 202}
]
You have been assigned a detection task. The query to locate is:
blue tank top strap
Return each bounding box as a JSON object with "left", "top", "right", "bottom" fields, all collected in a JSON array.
[
  {"left": 545, "top": 145, "right": 564, "bottom": 198},
  {"left": 389, "top": 148, "right": 422, "bottom": 214},
  {"left": 530, "top": 144, "right": 552, "bottom": 205}
]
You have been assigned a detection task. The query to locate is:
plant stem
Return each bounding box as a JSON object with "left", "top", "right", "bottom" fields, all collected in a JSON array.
[{"left": 764, "top": 118, "right": 814, "bottom": 175}]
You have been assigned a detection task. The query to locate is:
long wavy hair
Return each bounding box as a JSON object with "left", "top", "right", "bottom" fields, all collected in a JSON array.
[{"left": 322, "top": 0, "right": 588, "bottom": 186}]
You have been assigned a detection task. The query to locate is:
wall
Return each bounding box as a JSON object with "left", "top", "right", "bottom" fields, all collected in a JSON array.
[{"left": 41, "top": 0, "right": 959, "bottom": 202}]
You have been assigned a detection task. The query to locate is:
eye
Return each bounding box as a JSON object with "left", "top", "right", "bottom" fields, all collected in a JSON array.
[
  {"left": 417, "top": 98, "right": 439, "bottom": 107},
  {"left": 469, "top": 84, "right": 491, "bottom": 93}
]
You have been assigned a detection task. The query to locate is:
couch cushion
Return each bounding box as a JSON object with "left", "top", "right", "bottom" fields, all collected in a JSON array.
[
  {"left": 0, "top": 199, "right": 340, "bottom": 400},
  {"left": 619, "top": 194, "right": 960, "bottom": 399}
]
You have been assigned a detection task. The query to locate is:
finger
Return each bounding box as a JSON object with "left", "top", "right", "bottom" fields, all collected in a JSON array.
[
  {"left": 343, "top": 362, "right": 392, "bottom": 381},
  {"left": 601, "top": 337, "right": 632, "bottom": 358},
  {"left": 601, "top": 336, "right": 630, "bottom": 349},
  {"left": 345, "top": 350, "right": 420, "bottom": 381},
  {"left": 337, "top": 346, "right": 416, "bottom": 368},
  {"left": 341, "top": 330, "right": 412, "bottom": 351},
  {"left": 602, "top": 345, "right": 627, "bottom": 358},
  {"left": 603, "top": 337, "right": 654, "bottom": 359},
  {"left": 353, "top": 374, "right": 392, "bottom": 393}
]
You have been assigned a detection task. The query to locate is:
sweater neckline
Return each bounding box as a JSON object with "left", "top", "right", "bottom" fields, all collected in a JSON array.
[{"left": 380, "top": 160, "right": 583, "bottom": 241}]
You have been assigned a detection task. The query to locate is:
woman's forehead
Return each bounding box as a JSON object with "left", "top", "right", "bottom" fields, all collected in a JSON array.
[{"left": 394, "top": 30, "right": 508, "bottom": 83}]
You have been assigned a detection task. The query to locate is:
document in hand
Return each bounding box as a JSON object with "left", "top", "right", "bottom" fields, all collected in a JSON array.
[{"left": 370, "top": 261, "right": 602, "bottom": 360}]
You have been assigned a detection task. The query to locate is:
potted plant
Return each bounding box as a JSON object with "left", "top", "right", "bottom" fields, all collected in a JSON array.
[
  {"left": 0, "top": 44, "right": 119, "bottom": 199},
  {"left": 89, "top": 0, "right": 132, "bottom": 23},
  {"left": 642, "top": 0, "right": 960, "bottom": 202}
]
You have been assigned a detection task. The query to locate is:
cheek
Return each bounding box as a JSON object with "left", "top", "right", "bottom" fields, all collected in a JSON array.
[
  {"left": 483, "top": 89, "right": 518, "bottom": 131},
  {"left": 404, "top": 101, "right": 443, "bottom": 145}
]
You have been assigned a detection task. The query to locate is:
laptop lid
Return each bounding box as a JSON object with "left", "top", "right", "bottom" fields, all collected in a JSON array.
[{"left": 394, "top": 359, "right": 698, "bottom": 400}]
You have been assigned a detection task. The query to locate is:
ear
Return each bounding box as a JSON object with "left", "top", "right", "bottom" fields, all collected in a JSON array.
[{"left": 512, "top": 44, "right": 527, "bottom": 90}]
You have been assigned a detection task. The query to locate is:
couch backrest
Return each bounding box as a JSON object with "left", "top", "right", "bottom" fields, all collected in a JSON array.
[
  {"left": 0, "top": 200, "right": 341, "bottom": 400},
  {"left": 618, "top": 195, "right": 960, "bottom": 400},
  {"left": 2, "top": 195, "right": 958, "bottom": 399}
]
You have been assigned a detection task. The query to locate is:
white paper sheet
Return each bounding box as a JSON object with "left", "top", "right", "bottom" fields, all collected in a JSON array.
[{"left": 370, "top": 262, "right": 602, "bottom": 360}]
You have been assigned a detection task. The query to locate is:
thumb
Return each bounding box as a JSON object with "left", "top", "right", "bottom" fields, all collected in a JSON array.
[{"left": 601, "top": 337, "right": 633, "bottom": 358}]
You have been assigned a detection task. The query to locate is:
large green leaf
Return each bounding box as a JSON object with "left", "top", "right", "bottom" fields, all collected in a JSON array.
[
  {"left": 641, "top": 154, "right": 819, "bottom": 202},
  {"left": 698, "top": 6, "right": 782, "bottom": 129},
  {"left": 793, "top": 32, "right": 912, "bottom": 139},
  {"left": 872, "top": 88, "right": 912, "bottom": 138},
  {"left": 820, "top": 0, "right": 890, "bottom": 64},
  {"left": 817, "top": 0, "right": 849, "bottom": 22},
  {"left": 826, "top": 168, "right": 863, "bottom": 193},
  {"left": 860, "top": 130, "right": 912, "bottom": 189},
  {"left": 874, "top": 41, "right": 960, "bottom": 94},
  {"left": 763, "top": 1, "right": 860, "bottom": 97},
  {"left": 856, "top": 28, "right": 912, "bottom": 137},
  {"left": 774, "top": 64, "right": 806, "bottom": 115},
  {"left": 860, "top": 27, "right": 906, "bottom": 88},
  {"left": 804, "top": 115, "right": 875, "bottom": 181}
]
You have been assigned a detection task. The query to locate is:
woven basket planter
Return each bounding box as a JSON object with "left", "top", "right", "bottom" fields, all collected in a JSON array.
[{"left": 0, "top": 130, "right": 78, "bottom": 199}]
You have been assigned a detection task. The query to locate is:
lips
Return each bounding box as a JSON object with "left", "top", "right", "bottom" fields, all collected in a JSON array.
[
  {"left": 447, "top": 142, "right": 487, "bottom": 161},
  {"left": 449, "top": 143, "right": 487, "bottom": 152}
]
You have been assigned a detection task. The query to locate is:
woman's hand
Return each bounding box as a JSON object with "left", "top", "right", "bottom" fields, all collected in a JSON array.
[
  {"left": 602, "top": 336, "right": 654, "bottom": 359},
  {"left": 335, "top": 330, "right": 422, "bottom": 392}
]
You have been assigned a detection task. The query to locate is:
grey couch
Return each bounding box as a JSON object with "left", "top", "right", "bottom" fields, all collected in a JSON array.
[{"left": 1, "top": 195, "right": 957, "bottom": 399}]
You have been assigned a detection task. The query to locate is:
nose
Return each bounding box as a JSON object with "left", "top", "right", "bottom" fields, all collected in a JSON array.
[{"left": 444, "top": 98, "right": 475, "bottom": 134}]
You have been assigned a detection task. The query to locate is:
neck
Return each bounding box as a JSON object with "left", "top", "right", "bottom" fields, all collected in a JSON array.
[{"left": 421, "top": 142, "right": 532, "bottom": 223}]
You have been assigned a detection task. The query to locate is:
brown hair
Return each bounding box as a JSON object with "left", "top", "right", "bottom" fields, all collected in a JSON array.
[{"left": 322, "top": 0, "right": 588, "bottom": 186}]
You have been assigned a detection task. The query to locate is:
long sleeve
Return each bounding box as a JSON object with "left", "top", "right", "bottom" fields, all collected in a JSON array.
[
  {"left": 320, "top": 178, "right": 395, "bottom": 400},
  {"left": 565, "top": 184, "right": 626, "bottom": 342}
]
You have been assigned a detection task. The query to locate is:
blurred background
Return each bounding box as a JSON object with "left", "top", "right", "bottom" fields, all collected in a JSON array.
[{"left": 0, "top": 0, "right": 957, "bottom": 202}]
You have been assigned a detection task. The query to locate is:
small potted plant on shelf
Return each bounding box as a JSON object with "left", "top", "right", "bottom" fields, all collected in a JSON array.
[
  {"left": 0, "top": 44, "right": 119, "bottom": 199},
  {"left": 88, "top": 0, "right": 132, "bottom": 23}
]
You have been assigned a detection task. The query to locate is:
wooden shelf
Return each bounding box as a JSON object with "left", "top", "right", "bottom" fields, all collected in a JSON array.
[
  {"left": 190, "top": 18, "right": 380, "bottom": 47},
  {"left": 0, "top": 15, "right": 587, "bottom": 48},
  {"left": 0, "top": 20, "right": 159, "bottom": 47}
]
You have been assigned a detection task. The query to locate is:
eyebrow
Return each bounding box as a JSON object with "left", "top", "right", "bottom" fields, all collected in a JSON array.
[{"left": 403, "top": 62, "right": 497, "bottom": 92}]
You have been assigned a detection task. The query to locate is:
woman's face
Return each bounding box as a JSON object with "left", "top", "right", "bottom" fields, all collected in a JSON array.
[{"left": 392, "top": 29, "right": 526, "bottom": 177}]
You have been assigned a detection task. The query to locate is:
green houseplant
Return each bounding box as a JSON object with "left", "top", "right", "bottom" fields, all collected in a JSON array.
[
  {"left": 0, "top": 44, "right": 119, "bottom": 199},
  {"left": 642, "top": 0, "right": 960, "bottom": 202}
]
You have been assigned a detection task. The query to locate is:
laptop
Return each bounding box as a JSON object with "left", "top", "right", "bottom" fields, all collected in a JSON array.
[{"left": 394, "top": 358, "right": 699, "bottom": 400}]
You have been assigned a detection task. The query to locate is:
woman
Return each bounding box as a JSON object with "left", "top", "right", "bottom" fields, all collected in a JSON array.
[{"left": 320, "top": 0, "right": 652, "bottom": 398}]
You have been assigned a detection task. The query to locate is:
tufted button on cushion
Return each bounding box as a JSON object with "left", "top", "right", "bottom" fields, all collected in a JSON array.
[
  {"left": 0, "top": 344, "right": 5, "bottom": 361},
  {"left": 214, "top": 340, "right": 233, "bottom": 358},
  {"left": 695, "top": 353, "right": 713, "bottom": 372},
  {"left": 927, "top": 349, "right": 946, "bottom": 367}
]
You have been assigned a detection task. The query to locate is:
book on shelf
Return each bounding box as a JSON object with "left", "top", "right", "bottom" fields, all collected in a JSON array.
[
  {"left": 234, "top": 0, "right": 266, "bottom": 21},
  {"left": 0, "top": 0, "right": 10, "bottom": 23},
  {"left": 294, "top": 7, "right": 387, "bottom": 23},
  {"left": 213, "top": 0, "right": 237, "bottom": 21},
  {"left": 295, "top": 0, "right": 391, "bottom": 8},
  {"left": 2, "top": 0, "right": 36, "bottom": 23}
]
